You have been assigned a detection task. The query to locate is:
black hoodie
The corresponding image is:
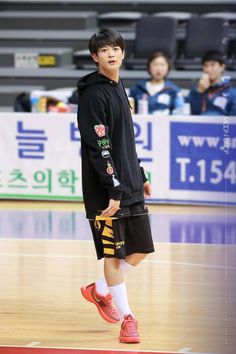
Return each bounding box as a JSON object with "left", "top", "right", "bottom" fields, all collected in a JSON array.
[{"left": 77, "top": 71, "right": 147, "bottom": 219}]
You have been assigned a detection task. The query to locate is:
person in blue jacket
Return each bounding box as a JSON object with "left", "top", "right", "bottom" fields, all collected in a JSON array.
[
  {"left": 129, "top": 52, "right": 184, "bottom": 114},
  {"left": 186, "top": 50, "right": 236, "bottom": 116}
]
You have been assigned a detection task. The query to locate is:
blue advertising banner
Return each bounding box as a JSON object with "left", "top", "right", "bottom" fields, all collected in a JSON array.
[{"left": 170, "top": 121, "right": 236, "bottom": 193}]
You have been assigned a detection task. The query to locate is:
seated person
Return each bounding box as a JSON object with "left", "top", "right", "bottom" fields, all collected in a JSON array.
[
  {"left": 186, "top": 50, "right": 236, "bottom": 116},
  {"left": 129, "top": 52, "right": 184, "bottom": 114}
]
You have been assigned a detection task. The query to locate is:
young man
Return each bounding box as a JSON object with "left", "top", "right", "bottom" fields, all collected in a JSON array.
[
  {"left": 187, "top": 50, "right": 236, "bottom": 116},
  {"left": 77, "top": 29, "right": 155, "bottom": 343}
]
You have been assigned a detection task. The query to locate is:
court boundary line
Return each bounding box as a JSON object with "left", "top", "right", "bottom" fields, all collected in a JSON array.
[
  {"left": 0, "top": 345, "right": 219, "bottom": 354},
  {"left": 1, "top": 238, "right": 234, "bottom": 247},
  {"left": 0, "top": 201, "right": 232, "bottom": 214},
  {"left": 0, "top": 252, "right": 235, "bottom": 270}
]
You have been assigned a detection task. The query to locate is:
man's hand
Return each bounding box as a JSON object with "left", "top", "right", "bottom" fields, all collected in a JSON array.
[
  {"left": 197, "top": 73, "right": 211, "bottom": 93},
  {"left": 101, "top": 199, "right": 120, "bottom": 217},
  {"left": 144, "top": 181, "right": 151, "bottom": 198}
]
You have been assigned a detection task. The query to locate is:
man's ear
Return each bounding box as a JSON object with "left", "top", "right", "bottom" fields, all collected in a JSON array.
[
  {"left": 122, "top": 50, "right": 125, "bottom": 60},
  {"left": 91, "top": 52, "right": 98, "bottom": 63},
  {"left": 221, "top": 63, "right": 226, "bottom": 72}
]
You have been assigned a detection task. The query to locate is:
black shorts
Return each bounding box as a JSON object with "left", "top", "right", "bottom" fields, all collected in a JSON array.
[{"left": 89, "top": 202, "right": 155, "bottom": 260}]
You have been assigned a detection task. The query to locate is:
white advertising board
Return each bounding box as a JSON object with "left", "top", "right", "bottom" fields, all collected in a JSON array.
[{"left": 0, "top": 113, "right": 235, "bottom": 205}]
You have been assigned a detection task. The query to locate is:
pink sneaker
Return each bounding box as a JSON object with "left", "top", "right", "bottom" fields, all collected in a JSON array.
[
  {"left": 81, "top": 282, "right": 120, "bottom": 323},
  {"left": 119, "top": 314, "right": 141, "bottom": 343}
]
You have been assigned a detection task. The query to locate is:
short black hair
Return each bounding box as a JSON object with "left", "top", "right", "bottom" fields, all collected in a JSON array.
[
  {"left": 88, "top": 28, "right": 125, "bottom": 54},
  {"left": 202, "top": 50, "right": 226, "bottom": 65}
]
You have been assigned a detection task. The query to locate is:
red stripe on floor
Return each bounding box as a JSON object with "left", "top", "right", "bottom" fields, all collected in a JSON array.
[{"left": 0, "top": 347, "right": 179, "bottom": 354}]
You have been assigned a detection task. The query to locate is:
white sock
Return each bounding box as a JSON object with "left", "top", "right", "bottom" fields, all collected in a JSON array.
[
  {"left": 109, "top": 282, "right": 133, "bottom": 318},
  {"left": 95, "top": 278, "right": 109, "bottom": 296},
  {"left": 95, "top": 260, "right": 135, "bottom": 296}
]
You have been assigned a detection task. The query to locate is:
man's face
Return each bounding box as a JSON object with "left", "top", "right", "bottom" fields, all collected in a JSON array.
[
  {"left": 92, "top": 45, "right": 124, "bottom": 73},
  {"left": 203, "top": 60, "right": 225, "bottom": 83}
]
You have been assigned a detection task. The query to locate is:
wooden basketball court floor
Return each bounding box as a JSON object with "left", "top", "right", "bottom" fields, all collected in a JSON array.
[{"left": 0, "top": 201, "right": 235, "bottom": 354}]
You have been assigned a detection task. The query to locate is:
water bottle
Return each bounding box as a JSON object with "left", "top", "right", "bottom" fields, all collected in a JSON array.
[
  {"left": 172, "top": 92, "right": 185, "bottom": 115},
  {"left": 182, "top": 103, "right": 191, "bottom": 115},
  {"left": 128, "top": 96, "right": 135, "bottom": 113},
  {"left": 31, "top": 95, "right": 39, "bottom": 112},
  {"left": 138, "top": 94, "right": 149, "bottom": 115}
]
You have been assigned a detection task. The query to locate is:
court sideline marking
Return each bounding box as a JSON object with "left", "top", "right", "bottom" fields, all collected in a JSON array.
[
  {"left": 0, "top": 345, "right": 218, "bottom": 354},
  {"left": 0, "top": 252, "right": 235, "bottom": 270}
]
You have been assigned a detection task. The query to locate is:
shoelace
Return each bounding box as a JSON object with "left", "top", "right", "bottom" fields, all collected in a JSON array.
[
  {"left": 102, "top": 295, "right": 118, "bottom": 314},
  {"left": 122, "top": 318, "right": 138, "bottom": 334}
]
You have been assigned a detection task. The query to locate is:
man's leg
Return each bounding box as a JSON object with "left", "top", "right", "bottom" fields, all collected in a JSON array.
[
  {"left": 104, "top": 257, "right": 140, "bottom": 343},
  {"left": 80, "top": 255, "right": 121, "bottom": 323},
  {"left": 124, "top": 252, "right": 147, "bottom": 266},
  {"left": 104, "top": 257, "right": 132, "bottom": 317},
  {"left": 95, "top": 253, "right": 146, "bottom": 295},
  {"left": 80, "top": 256, "right": 137, "bottom": 325}
]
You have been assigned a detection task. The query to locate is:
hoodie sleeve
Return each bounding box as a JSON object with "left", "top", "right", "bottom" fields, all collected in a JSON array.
[
  {"left": 138, "top": 159, "right": 148, "bottom": 183},
  {"left": 78, "top": 90, "right": 123, "bottom": 201}
]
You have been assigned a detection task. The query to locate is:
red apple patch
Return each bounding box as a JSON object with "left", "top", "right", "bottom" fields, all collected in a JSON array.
[{"left": 94, "top": 124, "right": 105, "bottom": 137}]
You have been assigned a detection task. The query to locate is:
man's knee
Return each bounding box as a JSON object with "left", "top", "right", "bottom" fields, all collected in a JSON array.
[
  {"left": 104, "top": 257, "right": 120, "bottom": 269},
  {"left": 125, "top": 252, "right": 147, "bottom": 266}
]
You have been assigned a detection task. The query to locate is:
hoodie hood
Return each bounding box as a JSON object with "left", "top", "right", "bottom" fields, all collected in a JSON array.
[
  {"left": 77, "top": 70, "right": 131, "bottom": 109},
  {"left": 77, "top": 71, "right": 118, "bottom": 97}
]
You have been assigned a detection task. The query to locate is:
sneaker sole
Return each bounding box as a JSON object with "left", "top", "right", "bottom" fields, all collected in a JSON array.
[
  {"left": 80, "top": 286, "right": 119, "bottom": 324},
  {"left": 119, "top": 336, "right": 141, "bottom": 343}
]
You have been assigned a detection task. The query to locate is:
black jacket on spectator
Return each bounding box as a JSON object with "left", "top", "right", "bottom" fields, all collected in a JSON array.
[{"left": 14, "top": 92, "right": 31, "bottom": 112}]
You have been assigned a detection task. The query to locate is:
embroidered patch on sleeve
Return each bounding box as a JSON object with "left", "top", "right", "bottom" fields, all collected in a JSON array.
[
  {"left": 97, "top": 138, "right": 110, "bottom": 149},
  {"left": 94, "top": 124, "right": 105, "bottom": 137},
  {"left": 101, "top": 150, "right": 110, "bottom": 158},
  {"left": 106, "top": 161, "right": 114, "bottom": 175},
  {"left": 213, "top": 96, "right": 228, "bottom": 110},
  {"left": 112, "top": 175, "right": 120, "bottom": 187}
]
